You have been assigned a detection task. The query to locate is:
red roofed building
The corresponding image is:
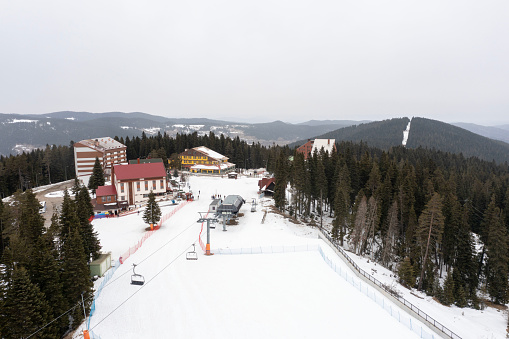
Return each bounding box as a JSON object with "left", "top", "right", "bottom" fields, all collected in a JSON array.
[
  {"left": 111, "top": 162, "right": 168, "bottom": 206},
  {"left": 258, "top": 177, "right": 275, "bottom": 196},
  {"left": 96, "top": 185, "right": 118, "bottom": 205}
]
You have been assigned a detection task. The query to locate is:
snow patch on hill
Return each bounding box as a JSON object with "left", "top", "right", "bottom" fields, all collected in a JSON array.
[{"left": 402, "top": 119, "right": 412, "bottom": 146}]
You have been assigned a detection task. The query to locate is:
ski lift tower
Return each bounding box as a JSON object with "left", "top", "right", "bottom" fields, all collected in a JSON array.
[{"left": 197, "top": 212, "right": 218, "bottom": 255}]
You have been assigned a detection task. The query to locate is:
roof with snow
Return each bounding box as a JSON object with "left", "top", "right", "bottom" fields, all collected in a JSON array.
[
  {"left": 311, "top": 139, "right": 335, "bottom": 155},
  {"left": 76, "top": 137, "right": 126, "bottom": 151},
  {"left": 194, "top": 146, "right": 228, "bottom": 161},
  {"left": 113, "top": 163, "right": 166, "bottom": 180},
  {"left": 190, "top": 162, "right": 235, "bottom": 170},
  {"left": 96, "top": 185, "right": 117, "bottom": 197}
]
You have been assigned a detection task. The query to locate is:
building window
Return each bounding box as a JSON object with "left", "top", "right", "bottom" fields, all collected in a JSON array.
[
  {"left": 102, "top": 197, "right": 106, "bottom": 203},
  {"left": 145, "top": 181, "right": 148, "bottom": 191},
  {"left": 121, "top": 183, "right": 124, "bottom": 193},
  {"left": 160, "top": 179, "right": 164, "bottom": 189},
  {"left": 107, "top": 196, "right": 111, "bottom": 202},
  {"left": 121, "top": 195, "right": 125, "bottom": 201},
  {"left": 137, "top": 182, "right": 140, "bottom": 192},
  {"left": 152, "top": 180, "right": 156, "bottom": 190}
]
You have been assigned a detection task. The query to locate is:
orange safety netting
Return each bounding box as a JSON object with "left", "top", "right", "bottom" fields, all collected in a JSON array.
[{"left": 119, "top": 201, "right": 191, "bottom": 264}]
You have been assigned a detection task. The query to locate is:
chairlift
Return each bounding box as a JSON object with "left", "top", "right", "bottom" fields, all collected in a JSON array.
[
  {"left": 186, "top": 244, "right": 198, "bottom": 260},
  {"left": 130, "top": 264, "right": 145, "bottom": 285}
]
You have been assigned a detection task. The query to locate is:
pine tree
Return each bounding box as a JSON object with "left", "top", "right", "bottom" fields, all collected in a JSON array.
[
  {"left": 455, "top": 284, "right": 468, "bottom": 308},
  {"left": 381, "top": 200, "right": 398, "bottom": 267},
  {"left": 88, "top": 157, "right": 105, "bottom": 194},
  {"left": 273, "top": 151, "right": 288, "bottom": 211},
  {"left": 453, "top": 206, "right": 478, "bottom": 301},
  {"left": 60, "top": 228, "right": 93, "bottom": 329},
  {"left": 398, "top": 256, "right": 416, "bottom": 288},
  {"left": 143, "top": 191, "right": 162, "bottom": 228},
  {"left": 485, "top": 204, "right": 508, "bottom": 304},
  {"left": 0, "top": 267, "right": 51, "bottom": 338},
  {"left": 59, "top": 189, "right": 80, "bottom": 244},
  {"left": 417, "top": 192, "right": 444, "bottom": 291},
  {"left": 30, "top": 238, "right": 68, "bottom": 336},
  {"left": 76, "top": 186, "right": 101, "bottom": 261},
  {"left": 443, "top": 270, "right": 455, "bottom": 306}
]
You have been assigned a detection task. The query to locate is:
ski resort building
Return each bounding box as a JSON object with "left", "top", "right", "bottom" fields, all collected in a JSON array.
[
  {"left": 110, "top": 162, "right": 168, "bottom": 206},
  {"left": 179, "top": 146, "right": 235, "bottom": 174},
  {"left": 74, "top": 137, "right": 127, "bottom": 186},
  {"left": 296, "top": 139, "right": 336, "bottom": 160}
]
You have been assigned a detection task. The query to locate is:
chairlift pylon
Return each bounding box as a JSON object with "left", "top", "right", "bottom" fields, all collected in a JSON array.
[
  {"left": 186, "top": 243, "right": 198, "bottom": 260},
  {"left": 130, "top": 264, "right": 145, "bottom": 285}
]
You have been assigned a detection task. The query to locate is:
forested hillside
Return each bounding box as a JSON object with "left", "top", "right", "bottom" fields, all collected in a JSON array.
[
  {"left": 273, "top": 142, "right": 509, "bottom": 306},
  {"left": 291, "top": 117, "right": 509, "bottom": 164},
  {"left": 290, "top": 118, "right": 410, "bottom": 150},
  {"left": 408, "top": 117, "right": 509, "bottom": 163}
]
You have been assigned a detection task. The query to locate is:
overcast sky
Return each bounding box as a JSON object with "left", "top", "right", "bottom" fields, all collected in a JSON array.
[{"left": 1, "top": 1, "right": 508, "bottom": 125}]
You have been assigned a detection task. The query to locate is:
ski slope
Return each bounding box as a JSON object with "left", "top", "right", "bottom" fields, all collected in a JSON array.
[{"left": 75, "top": 175, "right": 505, "bottom": 339}]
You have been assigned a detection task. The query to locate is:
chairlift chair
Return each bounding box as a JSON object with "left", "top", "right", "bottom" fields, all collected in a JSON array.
[
  {"left": 130, "top": 264, "right": 145, "bottom": 285},
  {"left": 186, "top": 244, "right": 198, "bottom": 260}
]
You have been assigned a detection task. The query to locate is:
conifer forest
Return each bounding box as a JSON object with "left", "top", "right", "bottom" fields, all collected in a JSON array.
[{"left": 1, "top": 131, "right": 509, "bottom": 338}]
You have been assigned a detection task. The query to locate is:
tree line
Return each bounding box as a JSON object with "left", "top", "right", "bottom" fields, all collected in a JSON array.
[
  {"left": 0, "top": 180, "right": 100, "bottom": 338},
  {"left": 273, "top": 142, "right": 509, "bottom": 307}
]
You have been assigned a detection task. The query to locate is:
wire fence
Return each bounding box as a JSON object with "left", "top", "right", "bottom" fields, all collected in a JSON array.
[
  {"left": 87, "top": 200, "right": 191, "bottom": 337},
  {"left": 318, "top": 229, "right": 461, "bottom": 339},
  {"left": 214, "top": 241, "right": 455, "bottom": 339},
  {"left": 119, "top": 201, "right": 190, "bottom": 264}
]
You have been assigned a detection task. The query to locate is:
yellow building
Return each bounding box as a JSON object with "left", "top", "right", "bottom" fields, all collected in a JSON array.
[{"left": 179, "top": 146, "right": 235, "bottom": 174}]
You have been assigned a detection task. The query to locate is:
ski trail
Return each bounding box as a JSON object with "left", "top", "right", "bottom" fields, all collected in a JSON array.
[{"left": 402, "top": 118, "right": 411, "bottom": 146}]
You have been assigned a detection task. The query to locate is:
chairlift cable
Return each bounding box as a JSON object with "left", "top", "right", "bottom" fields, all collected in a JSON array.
[
  {"left": 90, "top": 245, "right": 192, "bottom": 331},
  {"left": 25, "top": 219, "right": 197, "bottom": 338}
]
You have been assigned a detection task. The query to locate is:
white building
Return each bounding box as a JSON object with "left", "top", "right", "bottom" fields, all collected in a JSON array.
[
  {"left": 111, "top": 162, "right": 168, "bottom": 206},
  {"left": 74, "top": 137, "right": 127, "bottom": 186}
]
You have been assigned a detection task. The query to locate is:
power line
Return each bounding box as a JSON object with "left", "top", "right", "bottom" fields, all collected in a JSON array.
[
  {"left": 25, "top": 216, "right": 198, "bottom": 339},
  {"left": 90, "top": 245, "right": 191, "bottom": 331}
]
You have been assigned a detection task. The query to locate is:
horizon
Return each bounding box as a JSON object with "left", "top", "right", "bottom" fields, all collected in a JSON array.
[{"left": 3, "top": 110, "right": 509, "bottom": 127}]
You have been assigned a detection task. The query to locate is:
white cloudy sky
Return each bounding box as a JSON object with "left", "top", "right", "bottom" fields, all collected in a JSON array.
[{"left": 1, "top": 1, "right": 508, "bottom": 124}]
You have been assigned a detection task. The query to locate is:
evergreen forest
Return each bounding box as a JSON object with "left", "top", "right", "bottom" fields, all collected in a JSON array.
[
  {"left": 1, "top": 130, "right": 509, "bottom": 338},
  {"left": 273, "top": 142, "right": 509, "bottom": 307}
]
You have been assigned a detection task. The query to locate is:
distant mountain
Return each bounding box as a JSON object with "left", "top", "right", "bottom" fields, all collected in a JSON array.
[
  {"left": 0, "top": 112, "right": 352, "bottom": 157},
  {"left": 495, "top": 124, "right": 509, "bottom": 132},
  {"left": 407, "top": 118, "right": 509, "bottom": 163},
  {"left": 297, "top": 119, "right": 371, "bottom": 127},
  {"left": 289, "top": 118, "right": 410, "bottom": 150},
  {"left": 452, "top": 122, "right": 509, "bottom": 144},
  {"left": 290, "top": 117, "right": 509, "bottom": 164}
]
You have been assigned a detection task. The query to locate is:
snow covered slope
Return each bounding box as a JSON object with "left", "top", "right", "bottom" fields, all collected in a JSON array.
[{"left": 77, "top": 176, "right": 506, "bottom": 339}]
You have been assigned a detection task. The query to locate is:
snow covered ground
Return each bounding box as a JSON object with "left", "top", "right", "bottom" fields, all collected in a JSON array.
[{"left": 75, "top": 175, "right": 507, "bottom": 339}]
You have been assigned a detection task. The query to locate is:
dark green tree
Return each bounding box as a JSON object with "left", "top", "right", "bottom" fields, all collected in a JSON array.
[
  {"left": 273, "top": 151, "right": 288, "bottom": 211},
  {"left": 60, "top": 228, "right": 93, "bottom": 329},
  {"left": 398, "top": 256, "right": 416, "bottom": 288},
  {"left": 59, "top": 189, "right": 80, "bottom": 243},
  {"left": 88, "top": 157, "right": 105, "bottom": 194},
  {"left": 76, "top": 186, "right": 101, "bottom": 261},
  {"left": 0, "top": 267, "right": 51, "bottom": 339},
  {"left": 30, "top": 238, "right": 68, "bottom": 336},
  {"left": 443, "top": 270, "right": 455, "bottom": 306},
  {"left": 417, "top": 193, "right": 444, "bottom": 291},
  {"left": 484, "top": 203, "right": 508, "bottom": 303},
  {"left": 143, "top": 191, "right": 162, "bottom": 228}
]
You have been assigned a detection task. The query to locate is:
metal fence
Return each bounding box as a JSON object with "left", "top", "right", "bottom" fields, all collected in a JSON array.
[
  {"left": 214, "top": 238, "right": 461, "bottom": 339},
  {"left": 319, "top": 229, "right": 461, "bottom": 339}
]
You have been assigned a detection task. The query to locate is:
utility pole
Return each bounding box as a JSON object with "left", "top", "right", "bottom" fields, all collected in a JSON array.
[{"left": 197, "top": 212, "right": 218, "bottom": 255}]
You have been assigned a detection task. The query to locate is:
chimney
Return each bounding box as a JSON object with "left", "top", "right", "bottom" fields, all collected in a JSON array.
[
  {"left": 137, "top": 158, "right": 140, "bottom": 164},
  {"left": 328, "top": 139, "right": 330, "bottom": 145}
]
